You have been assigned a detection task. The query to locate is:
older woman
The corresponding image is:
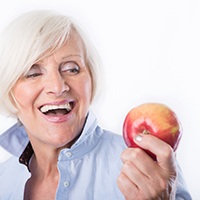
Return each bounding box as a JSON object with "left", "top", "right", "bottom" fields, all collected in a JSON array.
[{"left": 0, "top": 10, "right": 191, "bottom": 199}]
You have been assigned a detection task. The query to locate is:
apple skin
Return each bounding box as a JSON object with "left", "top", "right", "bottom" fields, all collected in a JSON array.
[{"left": 123, "top": 103, "right": 182, "bottom": 160}]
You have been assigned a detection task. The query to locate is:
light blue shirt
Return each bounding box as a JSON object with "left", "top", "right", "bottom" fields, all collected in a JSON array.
[{"left": 0, "top": 112, "right": 192, "bottom": 199}]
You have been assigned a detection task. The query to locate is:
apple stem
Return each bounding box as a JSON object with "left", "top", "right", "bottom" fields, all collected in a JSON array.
[{"left": 142, "top": 130, "right": 150, "bottom": 135}]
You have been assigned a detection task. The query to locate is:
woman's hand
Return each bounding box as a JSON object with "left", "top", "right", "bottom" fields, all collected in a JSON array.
[{"left": 117, "top": 134, "right": 177, "bottom": 200}]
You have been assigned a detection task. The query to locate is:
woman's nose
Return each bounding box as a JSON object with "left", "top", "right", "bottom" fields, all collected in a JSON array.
[{"left": 45, "top": 71, "right": 69, "bottom": 97}]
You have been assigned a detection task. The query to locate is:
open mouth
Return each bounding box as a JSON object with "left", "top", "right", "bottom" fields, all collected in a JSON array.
[{"left": 39, "top": 102, "right": 74, "bottom": 116}]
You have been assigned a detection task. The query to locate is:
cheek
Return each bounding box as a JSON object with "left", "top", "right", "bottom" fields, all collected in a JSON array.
[
  {"left": 12, "top": 82, "right": 38, "bottom": 109},
  {"left": 81, "top": 75, "right": 92, "bottom": 102}
]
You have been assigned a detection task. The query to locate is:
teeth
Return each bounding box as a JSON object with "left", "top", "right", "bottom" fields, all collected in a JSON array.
[{"left": 40, "top": 103, "right": 72, "bottom": 113}]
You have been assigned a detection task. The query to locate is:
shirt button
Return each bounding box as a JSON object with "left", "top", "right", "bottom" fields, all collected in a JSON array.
[
  {"left": 63, "top": 181, "right": 70, "bottom": 187},
  {"left": 65, "top": 151, "right": 72, "bottom": 157}
]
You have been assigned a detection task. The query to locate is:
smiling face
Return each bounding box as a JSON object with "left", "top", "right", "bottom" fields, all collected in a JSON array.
[{"left": 12, "top": 31, "right": 92, "bottom": 150}]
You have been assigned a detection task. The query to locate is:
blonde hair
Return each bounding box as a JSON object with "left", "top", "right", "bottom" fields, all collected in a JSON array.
[{"left": 0, "top": 10, "right": 102, "bottom": 117}]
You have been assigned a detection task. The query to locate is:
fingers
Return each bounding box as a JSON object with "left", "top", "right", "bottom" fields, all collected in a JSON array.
[
  {"left": 120, "top": 147, "right": 157, "bottom": 177},
  {"left": 133, "top": 134, "right": 176, "bottom": 171},
  {"left": 117, "top": 173, "right": 139, "bottom": 200},
  {"left": 117, "top": 158, "right": 167, "bottom": 200},
  {"left": 119, "top": 149, "right": 167, "bottom": 198},
  {"left": 118, "top": 135, "right": 178, "bottom": 199}
]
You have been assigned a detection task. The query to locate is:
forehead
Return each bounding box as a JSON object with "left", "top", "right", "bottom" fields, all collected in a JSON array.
[
  {"left": 57, "top": 31, "right": 86, "bottom": 57},
  {"left": 37, "top": 30, "right": 86, "bottom": 64}
]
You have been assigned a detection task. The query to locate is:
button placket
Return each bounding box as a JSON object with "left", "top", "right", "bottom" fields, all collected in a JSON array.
[{"left": 57, "top": 150, "right": 75, "bottom": 198}]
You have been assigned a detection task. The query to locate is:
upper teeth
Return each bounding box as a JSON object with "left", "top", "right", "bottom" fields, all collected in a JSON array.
[{"left": 40, "top": 103, "right": 72, "bottom": 113}]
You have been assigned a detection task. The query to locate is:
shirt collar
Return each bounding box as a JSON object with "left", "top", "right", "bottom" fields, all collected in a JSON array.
[
  {"left": 70, "top": 111, "right": 98, "bottom": 149},
  {"left": 0, "top": 122, "right": 29, "bottom": 157}
]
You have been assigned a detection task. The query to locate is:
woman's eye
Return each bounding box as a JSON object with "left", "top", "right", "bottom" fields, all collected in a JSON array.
[
  {"left": 25, "top": 66, "right": 42, "bottom": 78},
  {"left": 27, "top": 73, "right": 42, "bottom": 78},
  {"left": 61, "top": 62, "right": 80, "bottom": 75}
]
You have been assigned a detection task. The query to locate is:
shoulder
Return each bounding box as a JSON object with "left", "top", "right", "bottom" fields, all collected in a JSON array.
[
  {"left": 101, "top": 128, "right": 125, "bottom": 146},
  {"left": 95, "top": 126, "right": 127, "bottom": 157},
  {"left": 0, "top": 155, "right": 30, "bottom": 199},
  {"left": 0, "top": 155, "right": 29, "bottom": 179},
  {"left": 85, "top": 111, "right": 127, "bottom": 151}
]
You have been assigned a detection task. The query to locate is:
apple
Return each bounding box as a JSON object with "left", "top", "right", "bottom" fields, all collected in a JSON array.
[{"left": 123, "top": 102, "right": 182, "bottom": 160}]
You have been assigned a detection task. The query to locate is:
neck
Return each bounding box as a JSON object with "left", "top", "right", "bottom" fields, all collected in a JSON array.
[{"left": 27, "top": 139, "right": 63, "bottom": 180}]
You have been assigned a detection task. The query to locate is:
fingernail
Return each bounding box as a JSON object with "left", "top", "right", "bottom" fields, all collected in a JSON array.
[{"left": 134, "top": 134, "right": 143, "bottom": 142}]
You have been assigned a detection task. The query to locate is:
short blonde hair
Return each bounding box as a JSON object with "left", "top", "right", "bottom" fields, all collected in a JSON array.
[{"left": 0, "top": 10, "right": 102, "bottom": 117}]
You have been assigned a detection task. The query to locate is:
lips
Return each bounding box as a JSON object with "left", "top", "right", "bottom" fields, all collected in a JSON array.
[{"left": 39, "top": 102, "right": 74, "bottom": 118}]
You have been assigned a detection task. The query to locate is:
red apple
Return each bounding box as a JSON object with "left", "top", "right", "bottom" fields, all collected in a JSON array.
[{"left": 123, "top": 103, "right": 182, "bottom": 160}]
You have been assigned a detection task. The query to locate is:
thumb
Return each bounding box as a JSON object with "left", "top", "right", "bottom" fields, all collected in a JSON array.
[{"left": 134, "top": 134, "right": 176, "bottom": 171}]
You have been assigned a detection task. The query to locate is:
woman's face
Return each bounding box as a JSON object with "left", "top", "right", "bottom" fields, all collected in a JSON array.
[{"left": 12, "top": 31, "right": 92, "bottom": 150}]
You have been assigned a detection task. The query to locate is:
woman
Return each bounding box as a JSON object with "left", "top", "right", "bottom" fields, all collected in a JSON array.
[{"left": 0, "top": 10, "right": 191, "bottom": 199}]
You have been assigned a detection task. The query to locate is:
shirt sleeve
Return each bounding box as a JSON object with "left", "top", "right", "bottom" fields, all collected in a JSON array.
[{"left": 176, "top": 163, "right": 192, "bottom": 200}]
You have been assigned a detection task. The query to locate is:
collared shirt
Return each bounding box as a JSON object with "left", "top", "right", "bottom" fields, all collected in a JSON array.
[{"left": 0, "top": 111, "right": 192, "bottom": 200}]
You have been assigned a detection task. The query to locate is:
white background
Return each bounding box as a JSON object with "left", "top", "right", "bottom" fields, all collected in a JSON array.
[{"left": 0, "top": 0, "right": 199, "bottom": 199}]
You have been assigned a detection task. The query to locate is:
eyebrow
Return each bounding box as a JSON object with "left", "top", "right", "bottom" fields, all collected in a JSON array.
[
  {"left": 61, "top": 54, "right": 84, "bottom": 60},
  {"left": 34, "top": 54, "right": 85, "bottom": 66},
  {"left": 61, "top": 54, "right": 86, "bottom": 67}
]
